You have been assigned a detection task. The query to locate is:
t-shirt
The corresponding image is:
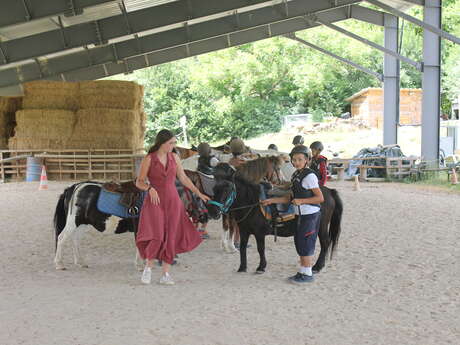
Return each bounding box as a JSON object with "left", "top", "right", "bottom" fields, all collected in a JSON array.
[{"left": 294, "top": 173, "right": 321, "bottom": 215}]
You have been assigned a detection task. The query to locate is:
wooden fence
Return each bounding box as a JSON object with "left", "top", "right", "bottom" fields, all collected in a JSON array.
[
  {"left": 0, "top": 149, "right": 145, "bottom": 182},
  {"left": 330, "top": 156, "right": 419, "bottom": 181}
]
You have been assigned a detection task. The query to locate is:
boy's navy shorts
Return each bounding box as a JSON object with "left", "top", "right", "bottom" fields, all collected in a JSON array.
[{"left": 293, "top": 211, "right": 321, "bottom": 257}]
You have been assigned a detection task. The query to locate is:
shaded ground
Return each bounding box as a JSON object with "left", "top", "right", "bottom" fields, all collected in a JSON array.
[{"left": 0, "top": 181, "right": 459, "bottom": 345}]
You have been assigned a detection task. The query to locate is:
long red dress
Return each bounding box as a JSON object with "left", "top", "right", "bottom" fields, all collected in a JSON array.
[{"left": 136, "top": 152, "right": 202, "bottom": 264}]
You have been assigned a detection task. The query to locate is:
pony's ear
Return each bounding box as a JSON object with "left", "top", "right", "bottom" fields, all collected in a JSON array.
[{"left": 214, "top": 162, "right": 235, "bottom": 182}]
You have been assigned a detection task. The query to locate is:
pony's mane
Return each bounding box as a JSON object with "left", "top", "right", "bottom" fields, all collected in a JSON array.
[
  {"left": 235, "top": 155, "right": 282, "bottom": 183},
  {"left": 234, "top": 176, "right": 260, "bottom": 203}
]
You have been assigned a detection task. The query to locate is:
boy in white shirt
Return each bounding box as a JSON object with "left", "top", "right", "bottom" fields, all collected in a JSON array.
[{"left": 262, "top": 145, "right": 324, "bottom": 283}]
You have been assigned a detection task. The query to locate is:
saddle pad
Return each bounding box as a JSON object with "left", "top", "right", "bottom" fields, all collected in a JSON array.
[
  {"left": 198, "top": 172, "right": 215, "bottom": 196},
  {"left": 97, "top": 188, "right": 145, "bottom": 218}
]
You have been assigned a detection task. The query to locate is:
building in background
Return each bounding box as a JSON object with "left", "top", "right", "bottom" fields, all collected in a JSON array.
[{"left": 346, "top": 88, "right": 422, "bottom": 128}]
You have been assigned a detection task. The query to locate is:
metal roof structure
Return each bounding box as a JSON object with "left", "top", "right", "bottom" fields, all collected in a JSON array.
[
  {"left": 0, "top": 0, "right": 458, "bottom": 165},
  {"left": 0, "top": 0, "right": 414, "bottom": 89}
]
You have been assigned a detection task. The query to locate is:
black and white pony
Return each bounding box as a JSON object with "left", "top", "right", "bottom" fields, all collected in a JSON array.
[{"left": 53, "top": 182, "right": 142, "bottom": 270}]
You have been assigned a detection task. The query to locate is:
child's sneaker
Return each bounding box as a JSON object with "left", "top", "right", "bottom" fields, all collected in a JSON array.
[
  {"left": 159, "top": 273, "right": 175, "bottom": 285},
  {"left": 290, "top": 273, "right": 314, "bottom": 284},
  {"left": 141, "top": 267, "right": 152, "bottom": 284},
  {"left": 288, "top": 272, "right": 303, "bottom": 281}
]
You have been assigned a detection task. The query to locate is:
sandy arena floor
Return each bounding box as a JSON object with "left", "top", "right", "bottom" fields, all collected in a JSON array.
[{"left": 0, "top": 180, "right": 459, "bottom": 345}]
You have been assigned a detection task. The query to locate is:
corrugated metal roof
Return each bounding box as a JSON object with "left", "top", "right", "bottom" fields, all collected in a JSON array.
[
  {"left": 0, "top": 0, "right": 180, "bottom": 41},
  {"left": 0, "top": 0, "right": 418, "bottom": 83},
  {"left": 0, "top": 0, "right": 414, "bottom": 41}
]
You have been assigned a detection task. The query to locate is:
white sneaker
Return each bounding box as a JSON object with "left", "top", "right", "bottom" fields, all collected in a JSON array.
[
  {"left": 141, "top": 267, "right": 152, "bottom": 284},
  {"left": 159, "top": 273, "right": 175, "bottom": 285}
]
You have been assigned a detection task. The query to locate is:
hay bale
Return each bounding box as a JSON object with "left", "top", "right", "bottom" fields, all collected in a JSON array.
[
  {"left": 72, "top": 109, "right": 142, "bottom": 149},
  {"left": 78, "top": 80, "right": 143, "bottom": 110},
  {"left": 22, "top": 81, "right": 79, "bottom": 110},
  {"left": 14, "top": 110, "right": 76, "bottom": 139}
]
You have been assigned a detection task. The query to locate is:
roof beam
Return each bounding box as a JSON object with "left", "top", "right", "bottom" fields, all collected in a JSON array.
[
  {"left": 399, "top": 0, "right": 424, "bottom": 5},
  {"left": 0, "top": 0, "right": 362, "bottom": 87},
  {"left": 0, "top": 0, "right": 115, "bottom": 28},
  {"left": 316, "top": 18, "right": 422, "bottom": 70},
  {"left": 38, "top": 5, "right": 357, "bottom": 85},
  {"left": 349, "top": 5, "right": 385, "bottom": 26},
  {"left": 0, "top": 0, "right": 287, "bottom": 66},
  {"left": 285, "top": 33, "right": 383, "bottom": 81},
  {"left": 366, "top": 0, "right": 460, "bottom": 45}
]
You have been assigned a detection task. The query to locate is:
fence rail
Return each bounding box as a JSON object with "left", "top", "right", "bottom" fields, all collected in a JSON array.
[{"left": 0, "top": 149, "right": 144, "bottom": 182}]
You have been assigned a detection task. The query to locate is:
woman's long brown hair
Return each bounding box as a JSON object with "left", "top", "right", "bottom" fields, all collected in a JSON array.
[{"left": 148, "top": 129, "right": 175, "bottom": 154}]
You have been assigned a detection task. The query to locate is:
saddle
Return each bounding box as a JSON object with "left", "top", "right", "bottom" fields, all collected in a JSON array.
[
  {"left": 259, "top": 184, "right": 296, "bottom": 223},
  {"left": 102, "top": 181, "right": 143, "bottom": 216},
  {"left": 260, "top": 204, "right": 296, "bottom": 223}
]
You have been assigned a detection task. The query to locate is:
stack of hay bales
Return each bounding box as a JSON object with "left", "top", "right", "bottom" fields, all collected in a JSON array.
[
  {"left": 8, "top": 80, "right": 145, "bottom": 150},
  {"left": 0, "top": 97, "right": 21, "bottom": 149},
  {"left": 8, "top": 81, "right": 78, "bottom": 150},
  {"left": 73, "top": 81, "right": 145, "bottom": 150}
]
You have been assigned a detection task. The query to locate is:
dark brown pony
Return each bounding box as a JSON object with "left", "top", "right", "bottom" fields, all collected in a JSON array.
[
  {"left": 184, "top": 156, "right": 285, "bottom": 253},
  {"left": 208, "top": 163, "right": 343, "bottom": 273},
  {"left": 218, "top": 156, "right": 285, "bottom": 253}
]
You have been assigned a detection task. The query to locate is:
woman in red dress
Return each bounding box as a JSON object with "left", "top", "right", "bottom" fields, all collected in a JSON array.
[{"left": 135, "top": 130, "right": 210, "bottom": 285}]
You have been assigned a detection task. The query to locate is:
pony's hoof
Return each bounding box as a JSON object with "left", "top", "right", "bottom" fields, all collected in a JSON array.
[
  {"left": 224, "top": 245, "right": 238, "bottom": 254},
  {"left": 255, "top": 269, "right": 265, "bottom": 274},
  {"left": 237, "top": 267, "right": 247, "bottom": 273},
  {"left": 55, "top": 264, "right": 66, "bottom": 270},
  {"left": 77, "top": 264, "right": 89, "bottom": 268},
  {"left": 312, "top": 265, "right": 322, "bottom": 273}
]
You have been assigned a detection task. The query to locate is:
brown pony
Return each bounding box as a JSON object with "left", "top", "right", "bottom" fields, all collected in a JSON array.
[{"left": 175, "top": 146, "right": 198, "bottom": 160}]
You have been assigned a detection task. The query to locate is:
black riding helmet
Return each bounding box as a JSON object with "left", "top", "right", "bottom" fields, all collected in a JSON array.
[
  {"left": 197, "top": 142, "right": 211, "bottom": 157},
  {"left": 292, "top": 135, "right": 304, "bottom": 145},
  {"left": 289, "top": 145, "right": 312, "bottom": 160},
  {"left": 310, "top": 141, "right": 324, "bottom": 152}
]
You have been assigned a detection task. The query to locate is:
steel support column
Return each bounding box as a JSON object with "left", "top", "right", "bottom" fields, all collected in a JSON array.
[
  {"left": 421, "top": 0, "right": 441, "bottom": 165},
  {"left": 383, "top": 13, "right": 399, "bottom": 145}
]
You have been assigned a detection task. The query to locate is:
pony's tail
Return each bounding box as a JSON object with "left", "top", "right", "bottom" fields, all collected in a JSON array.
[
  {"left": 54, "top": 184, "right": 77, "bottom": 251},
  {"left": 329, "top": 188, "right": 343, "bottom": 260}
]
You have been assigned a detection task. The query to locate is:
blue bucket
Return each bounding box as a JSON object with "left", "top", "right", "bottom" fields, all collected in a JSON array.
[{"left": 26, "top": 157, "right": 43, "bottom": 182}]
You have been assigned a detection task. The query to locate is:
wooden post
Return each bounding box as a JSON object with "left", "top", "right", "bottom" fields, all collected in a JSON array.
[
  {"left": 118, "top": 150, "right": 121, "bottom": 181},
  {"left": 397, "top": 158, "right": 402, "bottom": 179},
  {"left": 386, "top": 157, "right": 392, "bottom": 179},
  {"left": 103, "top": 150, "right": 106, "bottom": 181},
  {"left": 337, "top": 167, "right": 345, "bottom": 181},
  {"left": 359, "top": 166, "right": 368, "bottom": 181},
  {"left": 0, "top": 151, "right": 4, "bottom": 183},
  {"left": 88, "top": 150, "right": 92, "bottom": 180}
]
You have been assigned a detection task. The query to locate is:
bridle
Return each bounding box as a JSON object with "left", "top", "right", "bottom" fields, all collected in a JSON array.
[
  {"left": 266, "top": 159, "right": 282, "bottom": 185},
  {"left": 208, "top": 181, "right": 260, "bottom": 223},
  {"left": 207, "top": 183, "right": 236, "bottom": 214}
]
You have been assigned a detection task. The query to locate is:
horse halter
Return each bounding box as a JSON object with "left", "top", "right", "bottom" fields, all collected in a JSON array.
[
  {"left": 267, "top": 164, "right": 282, "bottom": 185},
  {"left": 208, "top": 183, "right": 236, "bottom": 214}
]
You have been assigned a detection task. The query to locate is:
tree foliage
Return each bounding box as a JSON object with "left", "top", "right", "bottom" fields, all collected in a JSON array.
[{"left": 118, "top": 1, "right": 460, "bottom": 146}]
